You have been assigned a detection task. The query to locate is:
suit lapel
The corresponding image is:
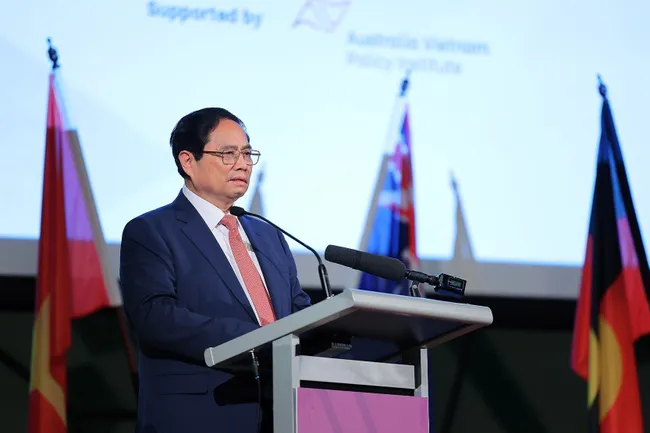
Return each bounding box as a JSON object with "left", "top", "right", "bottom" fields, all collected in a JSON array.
[
  {"left": 173, "top": 193, "right": 257, "bottom": 323},
  {"left": 240, "top": 217, "right": 290, "bottom": 319}
]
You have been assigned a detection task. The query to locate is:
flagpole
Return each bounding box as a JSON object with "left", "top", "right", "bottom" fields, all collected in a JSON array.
[
  {"left": 358, "top": 70, "right": 411, "bottom": 252},
  {"left": 46, "top": 38, "right": 139, "bottom": 394}
]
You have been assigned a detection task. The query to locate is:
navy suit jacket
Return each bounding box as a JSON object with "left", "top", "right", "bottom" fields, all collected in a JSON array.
[{"left": 119, "top": 191, "right": 311, "bottom": 433}]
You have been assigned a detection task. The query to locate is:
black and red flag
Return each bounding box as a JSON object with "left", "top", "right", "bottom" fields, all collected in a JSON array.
[{"left": 571, "top": 78, "right": 650, "bottom": 433}]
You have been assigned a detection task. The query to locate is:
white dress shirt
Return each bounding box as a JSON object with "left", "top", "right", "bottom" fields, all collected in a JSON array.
[{"left": 182, "top": 185, "right": 270, "bottom": 325}]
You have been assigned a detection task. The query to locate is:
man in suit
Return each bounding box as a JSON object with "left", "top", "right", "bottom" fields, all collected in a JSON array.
[{"left": 119, "top": 107, "right": 311, "bottom": 433}]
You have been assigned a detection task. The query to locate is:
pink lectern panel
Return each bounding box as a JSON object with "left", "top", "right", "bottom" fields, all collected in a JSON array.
[{"left": 296, "top": 387, "right": 428, "bottom": 433}]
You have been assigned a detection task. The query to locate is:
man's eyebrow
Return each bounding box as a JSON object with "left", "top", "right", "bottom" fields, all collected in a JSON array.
[{"left": 219, "top": 144, "right": 251, "bottom": 150}]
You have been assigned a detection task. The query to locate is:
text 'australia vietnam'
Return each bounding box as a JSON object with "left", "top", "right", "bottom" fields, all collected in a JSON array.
[{"left": 345, "top": 31, "right": 490, "bottom": 74}]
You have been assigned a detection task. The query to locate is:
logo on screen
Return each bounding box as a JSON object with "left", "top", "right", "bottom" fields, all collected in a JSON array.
[{"left": 293, "top": 0, "right": 352, "bottom": 32}]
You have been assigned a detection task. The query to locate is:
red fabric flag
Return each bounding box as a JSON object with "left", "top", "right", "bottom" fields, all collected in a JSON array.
[
  {"left": 28, "top": 71, "right": 122, "bottom": 433},
  {"left": 571, "top": 83, "right": 650, "bottom": 433}
]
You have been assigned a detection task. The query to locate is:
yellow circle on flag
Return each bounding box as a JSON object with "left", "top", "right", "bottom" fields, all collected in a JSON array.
[{"left": 587, "top": 316, "right": 624, "bottom": 421}]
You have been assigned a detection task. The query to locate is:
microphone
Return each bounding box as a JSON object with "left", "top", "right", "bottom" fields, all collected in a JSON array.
[
  {"left": 324, "top": 245, "right": 467, "bottom": 299},
  {"left": 230, "top": 206, "right": 333, "bottom": 299},
  {"left": 324, "top": 245, "right": 406, "bottom": 281}
]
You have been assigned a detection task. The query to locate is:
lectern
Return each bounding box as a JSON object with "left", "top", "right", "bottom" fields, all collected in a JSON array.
[{"left": 204, "top": 288, "right": 493, "bottom": 433}]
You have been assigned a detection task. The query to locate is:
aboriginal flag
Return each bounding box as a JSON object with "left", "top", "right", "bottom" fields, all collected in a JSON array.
[{"left": 570, "top": 81, "right": 650, "bottom": 433}]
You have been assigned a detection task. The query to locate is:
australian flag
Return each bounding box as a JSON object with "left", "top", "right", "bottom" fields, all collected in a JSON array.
[{"left": 358, "top": 89, "right": 420, "bottom": 296}]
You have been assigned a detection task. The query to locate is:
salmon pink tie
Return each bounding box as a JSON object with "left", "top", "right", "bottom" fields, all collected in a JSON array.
[{"left": 220, "top": 215, "right": 276, "bottom": 325}]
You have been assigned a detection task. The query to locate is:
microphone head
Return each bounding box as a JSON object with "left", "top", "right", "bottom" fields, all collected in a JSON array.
[
  {"left": 230, "top": 206, "right": 246, "bottom": 217},
  {"left": 324, "top": 245, "right": 406, "bottom": 281},
  {"left": 325, "top": 245, "right": 357, "bottom": 268}
]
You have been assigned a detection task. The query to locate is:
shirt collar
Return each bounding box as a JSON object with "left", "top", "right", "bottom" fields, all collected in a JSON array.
[{"left": 182, "top": 184, "right": 227, "bottom": 230}]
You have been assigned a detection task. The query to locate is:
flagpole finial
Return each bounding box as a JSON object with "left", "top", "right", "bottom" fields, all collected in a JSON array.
[
  {"left": 597, "top": 74, "right": 607, "bottom": 98},
  {"left": 47, "top": 38, "right": 59, "bottom": 71},
  {"left": 400, "top": 69, "right": 411, "bottom": 97}
]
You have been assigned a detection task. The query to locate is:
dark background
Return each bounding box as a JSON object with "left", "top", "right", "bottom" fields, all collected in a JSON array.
[{"left": 1, "top": 276, "right": 649, "bottom": 433}]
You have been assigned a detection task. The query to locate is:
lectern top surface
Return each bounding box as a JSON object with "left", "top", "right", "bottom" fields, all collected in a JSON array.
[{"left": 204, "top": 288, "right": 493, "bottom": 368}]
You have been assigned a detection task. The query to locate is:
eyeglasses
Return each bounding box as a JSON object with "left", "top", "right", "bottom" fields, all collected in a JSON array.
[{"left": 202, "top": 149, "right": 261, "bottom": 166}]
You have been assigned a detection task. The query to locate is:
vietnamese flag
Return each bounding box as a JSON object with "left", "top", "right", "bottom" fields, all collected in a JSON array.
[
  {"left": 27, "top": 67, "right": 123, "bottom": 432},
  {"left": 571, "top": 80, "right": 650, "bottom": 433}
]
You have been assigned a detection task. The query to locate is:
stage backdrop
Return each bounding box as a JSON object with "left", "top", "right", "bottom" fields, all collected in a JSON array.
[{"left": 1, "top": 0, "right": 649, "bottom": 299}]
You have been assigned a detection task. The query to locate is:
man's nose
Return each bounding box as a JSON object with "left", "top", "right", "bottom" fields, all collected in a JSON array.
[{"left": 233, "top": 153, "right": 249, "bottom": 170}]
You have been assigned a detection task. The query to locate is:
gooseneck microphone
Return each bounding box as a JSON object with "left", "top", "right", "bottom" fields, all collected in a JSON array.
[
  {"left": 324, "top": 245, "right": 467, "bottom": 298},
  {"left": 230, "top": 206, "right": 333, "bottom": 299}
]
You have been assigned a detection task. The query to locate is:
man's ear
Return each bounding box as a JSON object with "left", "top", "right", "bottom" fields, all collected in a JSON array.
[{"left": 178, "top": 150, "right": 194, "bottom": 178}]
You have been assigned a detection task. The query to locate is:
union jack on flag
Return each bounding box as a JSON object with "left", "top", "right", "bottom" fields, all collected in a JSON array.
[{"left": 358, "top": 102, "right": 420, "bottom": 296}]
